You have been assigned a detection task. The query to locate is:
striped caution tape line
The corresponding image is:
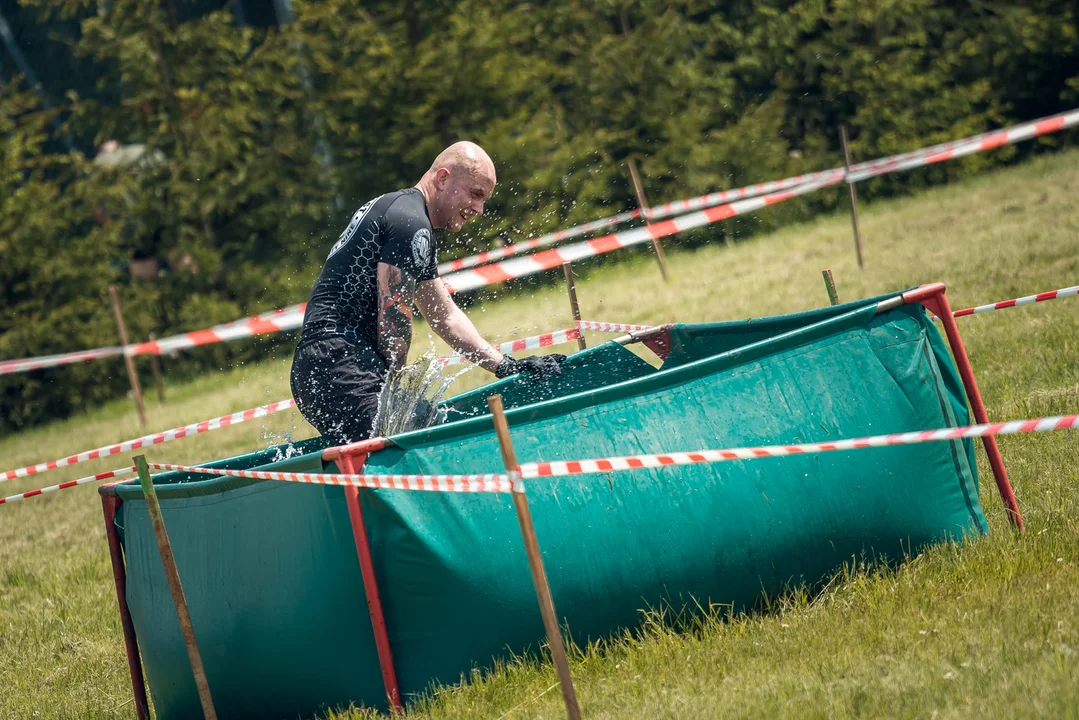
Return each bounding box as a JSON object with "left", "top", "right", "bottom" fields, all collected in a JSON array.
[
  {"left": 648, "top": 109, "right": 1079, "bottom": 217},
  {"left": 0, "top": 304, "right": 307, "bottom": 375},
  {"left": 642, "top": 169, "right": 844, "bottom": 221},
  {"left": 6, "top": 108, "right": 1078, "bottom": 376},
  {"left": 948, "top": 284, "right": 1078, "bottom": 318},
  {"left": 439, "top": 173, "right": 840, "bottom": 275},
  {"left": 0, "top": 346, "right": 126, "bottom": 375},
  {"left": 846, "top": 110, "right": 1079, "bottom": 185},
  {"left": 443, "top": 176, "right": 842, "bottom": 293},
  {"left": 438, "top": 327, "right": 582, "bottom": 368},
  {"left": 517, "top": 414, "right": 1079, "bottom": 479},
  {"left": 576, "top": 320, "right": 656, "bottom": 334},
  {"left": 127, "top": 303, "right": 307, "bottom": 357},
  {"left": 147, "top": 463, "right": 514, "bottom": 494},
  {"left": 437, "top": 211, "right": 642, "bottom": 274},
  {"left": 0, "top": 467, "right": 136, "bottom": 506},
  {"left": 4, "top": 278, "right": 1073, "bottom": 486},
  {"left": 0, "top": 399, "right": 296, "bottom": 483},
  {"left": 437, "top": 108, "right": 1079, "bottom": 275},
  {"left": 9, "top": 414, "right": 1078, "bottom": 504},
  {"left": 442, "top": 110, "right": 1079, "bottom": 293},
  {"left": 575, "top": 282, "right": 1078, "bottom": 331}
]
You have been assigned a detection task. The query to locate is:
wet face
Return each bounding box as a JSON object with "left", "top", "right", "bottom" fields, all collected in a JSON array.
[{"left": 433, "top": 166, "right": 495, "bottom": 232}]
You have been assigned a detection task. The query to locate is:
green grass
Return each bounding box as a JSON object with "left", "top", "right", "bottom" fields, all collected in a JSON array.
[{"left": 2, "top": 149, "right": 1078, "bottom": 718}]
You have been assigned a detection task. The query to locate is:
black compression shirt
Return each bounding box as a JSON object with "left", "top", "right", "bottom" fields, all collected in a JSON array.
[{"left": 299, "top": 188, "right": 438, "bottom": 355}]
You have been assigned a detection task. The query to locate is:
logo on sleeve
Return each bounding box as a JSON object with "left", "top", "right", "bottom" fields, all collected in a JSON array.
[
  {"left": 411, "top": 228, "right": 433, "bottom": 268},
  {"left": 328, "top": 196, "right": 380, "bottom": 259}
]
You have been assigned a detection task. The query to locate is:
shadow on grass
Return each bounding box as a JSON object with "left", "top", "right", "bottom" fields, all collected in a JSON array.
[{"left": 318, "top": 538, "right": 985, "bottom": 719}]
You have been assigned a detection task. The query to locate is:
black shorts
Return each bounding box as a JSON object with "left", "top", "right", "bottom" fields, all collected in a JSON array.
[{"left": 290, "top": 337, "right": 387, "bottom": 445}]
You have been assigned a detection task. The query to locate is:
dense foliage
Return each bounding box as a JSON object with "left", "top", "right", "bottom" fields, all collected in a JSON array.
[{"left": 2, "top": 0, "right": 1077, "bottom": 430}]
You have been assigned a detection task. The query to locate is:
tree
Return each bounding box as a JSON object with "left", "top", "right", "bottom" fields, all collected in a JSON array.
[{"left": 3, "top": 0, "right": 1077, "bottom": 429}]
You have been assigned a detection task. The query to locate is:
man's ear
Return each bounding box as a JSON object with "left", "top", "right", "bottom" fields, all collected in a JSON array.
[{"left": 433, "top": 167, "right": 451, "bottom": 191}]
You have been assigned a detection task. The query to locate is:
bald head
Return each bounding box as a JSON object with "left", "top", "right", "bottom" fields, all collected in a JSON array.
[
  {"left": 416, "top": 141, "right": 496, "bottom": 232},
  {"left": 428, "top": 141, "right": 496, "bottom": 179}
]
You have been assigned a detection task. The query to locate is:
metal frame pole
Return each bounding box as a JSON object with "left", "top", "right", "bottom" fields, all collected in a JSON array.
[
  {"left": 338, "top": 452, "right": 403, "bottom": 713},
  {"left": 901, "top": 284, "right": 1024, "bottom": 531},
  {"left": 487, "top": 395, "right": 582, "bottom": 720},
  {"left": 100, "top": 487, "right": 151, "bottom": 720}
]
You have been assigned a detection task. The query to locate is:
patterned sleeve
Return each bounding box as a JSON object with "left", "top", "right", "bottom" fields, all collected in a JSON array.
[{"left": 379, "top": 196, "right": 439, "bottom": 282}]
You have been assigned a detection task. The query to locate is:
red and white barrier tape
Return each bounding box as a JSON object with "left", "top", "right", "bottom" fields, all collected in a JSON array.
[
  {"left": 949, "top": 285, "right": 1078, "bottom": 318},
  {"left": 148, "top": 462, "right": 513, "bottom": 494},
  {"left": 576, "top": 282, "right": 1078, "bottom": 332},
  {"left": 5, "top": 108, "right": 1077, "bottom": 376},
  {"left": 438, "top": 211, "right": 642, "bottom": 274},
  {"left": 438, "top": 175, "right": 842, "bottom": 275},
  {"left": 439, "top": 108, "right": 1079, "bottom": 274},
  {"left": 9, "top": 412, "right": 1078, "bottom": 504},
  {"left": 646, "top": 110, "right": 1079, "bottom": 217},
  {"left": 263, "top": 282, "right": 1079, "bottom": 377},
  {"left": 0, "top": 467, "right": 136, "bottom": 506},
  {"left": 438, "top": 327, "right": 582, "bottom": 368},
  {"left": 216, "top": 302, "right": 306, "bottom": 329},
  {"left": 0, "top": 346, "right": 125, "bottom": 375},
  {"left": 847, "top": 110, "right": 1079, "bottom": 185},
  {"left": 443, "top": 176, "right": 842, "bottom": 293},
  {"left": 0, "top": 304, "right": 306, "bottom": 375},
  {"left": 127, "top": 303, "right": 306, "bottom": 357},
  {"left": 0, "top": 399, "right": 296, "bottom": 483},
  {"left": 576, "top": 320, "right": 656, "bottom": 334},
  {"left": 442, "top": 110, "right": 1079, "bottom": 293},
  {"left": 518, "top": 414, "right": 1079, "bottom": 478},
  {"left": 436, "top": 126, "right": 999, "bottom": 276}
]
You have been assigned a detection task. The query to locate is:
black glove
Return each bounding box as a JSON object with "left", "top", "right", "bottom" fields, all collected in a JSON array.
[{"left": 495, "top": 354, "right": 567, "bottom": 380}]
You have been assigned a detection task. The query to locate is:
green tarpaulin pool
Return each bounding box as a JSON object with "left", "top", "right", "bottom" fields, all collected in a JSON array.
[{"left": 104, "top": 289, "right": 987, "bottom": 719}]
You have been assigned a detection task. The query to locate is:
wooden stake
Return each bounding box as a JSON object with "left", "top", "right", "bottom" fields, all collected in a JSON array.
[
  {"left": 561, "top": 264, "right": 588, "bottom": 352},
  {"left": 133, "top": 456, "right": 217, "bottom": 720},
  {"left": 822, "top": 269, "right": 840, "bottom": 306},
  {"left": 148, "top": 333, "right": 165, "bottom": 403},
  {"left": 627, "top": 159, "right": 670, "bottom": 282},
  {"left": 487, "top": 396, "right": 582, "bottom": 720},
  {"left": 839, "top": 126, "right": 865, "bottom": 269},
  {"left": 109, "top": 285, "right": 147, "bottom": 426}
]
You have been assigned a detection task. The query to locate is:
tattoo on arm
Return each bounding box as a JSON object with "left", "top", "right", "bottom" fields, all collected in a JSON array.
[
  {"left": 415, "top": 278, "right": 503, "bottom": 374},
  {"left": 377, "top": 263, "right": 416, "bottom": 370}
]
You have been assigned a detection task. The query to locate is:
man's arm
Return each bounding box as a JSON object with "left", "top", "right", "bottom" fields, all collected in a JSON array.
[
  {"left": 376, "top": 262, "right": 418, "bottom": 371},
  {"left": 415, "top": 278, "right": 504, "bottom": 373}
]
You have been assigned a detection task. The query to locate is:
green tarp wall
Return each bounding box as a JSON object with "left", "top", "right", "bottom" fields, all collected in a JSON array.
[{"left": 112, "top": 293, "right": 986, "bottom": 719}]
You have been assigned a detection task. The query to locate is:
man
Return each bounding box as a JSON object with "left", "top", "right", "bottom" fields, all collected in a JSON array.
[{"left": 291, "top": 141, "right": 565, "bottom": 444}]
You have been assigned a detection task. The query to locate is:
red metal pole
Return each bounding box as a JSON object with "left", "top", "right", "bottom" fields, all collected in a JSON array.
[
  {"left": 339, "top": 453, "right": 403, "bottom": 713},
  {"left": 100, "top": 487, "right": 151, "bottom": 720},
  {"left": 321, "top": 436, "right": 390, "bottom": 463},
  {"left": 902, "top": 285, "right": 1024, "bottom": 531}
]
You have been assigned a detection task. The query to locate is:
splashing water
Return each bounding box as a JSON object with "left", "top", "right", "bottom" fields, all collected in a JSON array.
[
  {"left": 268, "top": 430, "right": 303, "bottom": 463},
  {"left": 373, "top": 353, "right": 470, "bottom": 437},
  {"left": 261, "top": 385, "right": 304, "bottom": 461}
]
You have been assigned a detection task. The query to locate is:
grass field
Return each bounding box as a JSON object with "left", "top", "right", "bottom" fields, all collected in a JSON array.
[{"left": 2, "top": 148, "right": 1078, "bottom": 719}]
